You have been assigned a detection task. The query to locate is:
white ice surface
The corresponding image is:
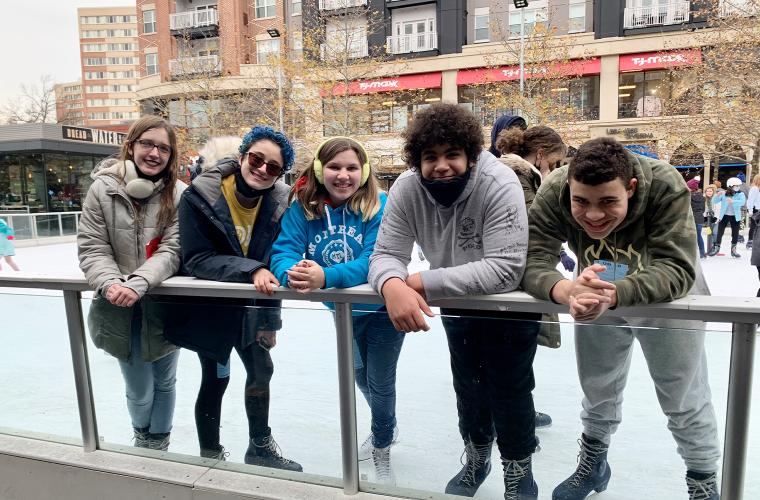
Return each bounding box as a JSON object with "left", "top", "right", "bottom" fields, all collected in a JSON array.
[{"left": 0, "top": 237, "right": 758, "bottom": 499}]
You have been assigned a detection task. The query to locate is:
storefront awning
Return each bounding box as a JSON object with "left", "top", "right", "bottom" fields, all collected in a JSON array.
[
  {"left": 672, "top": 164, "right": 703, "bottom": 170},
  {"left": 624, "top": 144, "right": 659, "bottom": 159},
  {"left": 327, "top": 72, "right": 442, "bottom": 96},
  {"left": 718, "top": 163, "right": 747, "bottom": 168},
  {"left": 619, "top": 49, "right": 702, "bottom": 72},
  {"left": 456, "top": 58, "right": 600, "bottom": 86}
]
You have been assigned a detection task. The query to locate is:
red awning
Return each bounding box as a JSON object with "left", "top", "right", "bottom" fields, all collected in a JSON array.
[
  {"left": 329, "top": 72, "right": 442, "bottom": 96},
  {"left": 456, "top": 58, "right": 601, "bottom": 86},
  {"left": 619, "top": 49, "right": 701, "bottom": 72}
]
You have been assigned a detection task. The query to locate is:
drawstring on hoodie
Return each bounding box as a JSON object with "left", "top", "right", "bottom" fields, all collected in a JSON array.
[{"left": 324, "top": 205, "right": 349, "bottom": 264}]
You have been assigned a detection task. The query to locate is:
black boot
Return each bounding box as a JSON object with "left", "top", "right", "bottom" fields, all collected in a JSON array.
[
  {"left": 503, "top": 456, "right": 538, "bottom": 500},
  {"left": 731, "top": 245, "right": 741, "bottom": 258},
  {"left": 200, "top": 444, "right": 228, "bottom": 460},
  {"left": 244, "top": 434, "right": 303, "bottom": 471},
  {"left": 686, "top": 470, "right": 719, "bottom": 500},
  {"left": 552, "top": 434, "right": 611, "bottom": 500},
  {"left": 445, "top": 440, "right": 493, "bottom": 497},
  {"left": 707, "top": 244, "right": 720, "bottom": 257},
  {"left": 146, "top": 432, "right": 170, "bottom": 451},
  {"left": 535, "top": 411, "right": 552, "bottom": 429}
]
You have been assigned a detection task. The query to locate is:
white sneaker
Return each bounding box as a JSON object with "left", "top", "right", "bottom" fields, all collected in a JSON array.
[
  {"left": 358, "top": 425, "right": 399, "bottom": 461},
  {"left": 372, "top": 445, "right": 396, "bottom": 486}
]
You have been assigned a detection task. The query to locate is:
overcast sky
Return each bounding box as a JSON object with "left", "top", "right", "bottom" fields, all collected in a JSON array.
[{"left": 0, "top": 0, "right": 130, "bottom": 104}]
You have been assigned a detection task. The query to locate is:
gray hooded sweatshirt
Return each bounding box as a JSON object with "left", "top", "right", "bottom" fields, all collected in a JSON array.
[{"left": 368, "top": 151, "right": 529, "bottom": 301}]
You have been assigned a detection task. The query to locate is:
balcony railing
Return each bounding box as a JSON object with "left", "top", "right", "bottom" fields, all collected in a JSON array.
[
  {"left": 624, "top": 2, "right": 690, "bottom": 28},
  {"left": 319, "top": 0, "right": 367, "bottom": 10},
  {"left": 169, "top": 8, "right": 219, "bottom": 30},
  {"left": 320, "top": 39, "right": 369, "bottom": 60},
  {"left": 169, "top": 55, "right": 221, "bottom": 77},
  {"left": 386, "top": 32, "right": 437, "bottom": 54}
]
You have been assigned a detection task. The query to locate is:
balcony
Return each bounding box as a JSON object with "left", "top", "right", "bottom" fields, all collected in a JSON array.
[
  {"left": 624, "top": 2, "right": 690, "bottom": 29},
  {"left": 386, "top": 32, "right": 437, "bottom": 54},
  {"left": 168, "top": 55, "right": 221, "bottom": 78},
  {"left": 319, "top": 0, "right": 367, "bottom": 11},
  {"left": 169, "top": 8, "right": 219, "bottom": 39},
  {"left": 320, "top": 39, "right": 369, "bottom": 60}
]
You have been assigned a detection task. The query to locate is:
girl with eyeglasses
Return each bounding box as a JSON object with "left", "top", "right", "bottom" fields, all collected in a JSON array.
[
  {"left": 164, "top": 126, "right": 302, "bottom": 471},
  {"left": 78, "top": 115, "right": 185, "bottom": 451},
  {"left": 269, "top": 137, "right": 404, "bottom": 485}
]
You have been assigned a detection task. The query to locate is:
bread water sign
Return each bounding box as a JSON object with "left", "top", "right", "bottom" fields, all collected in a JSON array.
[{"left": 62, "top": 125, "right": 126, "bottom": 147}]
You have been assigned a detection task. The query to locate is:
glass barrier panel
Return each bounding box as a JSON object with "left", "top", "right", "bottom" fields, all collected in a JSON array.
[
  {"left": 0, "top": 291, "right": 82, "bottom": 444},
  {"left": 35, "top": 215, "right": 61, "bottom": 237},
  {"left": 84, "top": 296, "right": 342, "bottom": 487},
  {"left": 61, "top": 214, "right": 78, "bottom": 236},
  {"left": 8, "top": 214, "right": 32, "bottom": 240},
  {"left": 354, "top": 309, "right": 744, "bottom": 500}
]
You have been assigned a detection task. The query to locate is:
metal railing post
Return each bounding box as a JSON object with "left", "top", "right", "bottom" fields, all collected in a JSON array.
[
  {"left": 31, "top": 214, "right": 38, "bottom": 239},
  {"left": 334, "top": 302, "right": 359, "bottom": 495},
  {"left": 720, "top": 322, "right": 757, "bottom": 500},
  {"left": 63, "top": 290, "right": 99, "bottom": 452},
  {"left": 58, "top": 213, "right": 63, "bottom": 236}
]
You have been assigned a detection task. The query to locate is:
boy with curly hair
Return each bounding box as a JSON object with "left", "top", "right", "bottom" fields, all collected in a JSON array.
[
  {"left": 369, "top": 103, "right": 540, "bottom": 499},
  {"left": 523, "top": 137, "right": 720, "bottom": 500}
]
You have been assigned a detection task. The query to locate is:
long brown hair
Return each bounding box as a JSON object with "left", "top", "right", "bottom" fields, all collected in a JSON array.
[
  {"left": 496, "top": 125, "right": 566, "bottom": 159},
  {"left": 290, "top": 137, "right": 381, "bottom": 222},
  {"left": 752, "top": 174, "right": 760, "bottom": 189},
  {"left": 120, "top": 115, "right": 179, "bottom": 233}
]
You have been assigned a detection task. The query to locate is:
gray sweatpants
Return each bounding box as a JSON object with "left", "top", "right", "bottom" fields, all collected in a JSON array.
[{"left": 574, "top": 318, "right": 721, "bottom": 473}]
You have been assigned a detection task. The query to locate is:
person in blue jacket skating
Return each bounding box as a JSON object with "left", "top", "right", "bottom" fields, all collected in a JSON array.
[
  {"left": 270, "top": 137, "right": 404, "bottom": 486},
  {"left": 707, "top": 176, "right": 746, "bottom": 258}
]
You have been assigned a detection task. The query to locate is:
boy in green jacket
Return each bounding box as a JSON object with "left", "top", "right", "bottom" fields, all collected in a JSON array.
[{"left": 523, "top": 137, "right": 720, "bottom": 500}]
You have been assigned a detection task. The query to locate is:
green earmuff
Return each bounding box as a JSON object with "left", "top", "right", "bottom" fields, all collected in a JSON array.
[{"left": 313, "top": 136, "right": 370, "bottom": 186}]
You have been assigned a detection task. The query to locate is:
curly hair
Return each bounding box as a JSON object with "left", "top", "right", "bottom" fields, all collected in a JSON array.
[
  {"left": 569, "top": 137, "right": 633, "bottom": 186},
  {"left": 495, "top": 125, "right": 566, "bottom": 159},
  {"left": 239, "top": 126, "right": 295, "bottom": 171},
  {"left": 402, "top": 103, "right": 484, "bottom": 170}
]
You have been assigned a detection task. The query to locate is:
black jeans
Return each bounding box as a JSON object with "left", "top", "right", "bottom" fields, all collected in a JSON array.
[
  {"left": 196, "top": 341, "right": 274, "bottom": 450},
  {"left": 441, "top": 309, "right": 539, "bottom": 460},
  {"left": 715, "top": 215, "right": 741, "bottom": 246}
]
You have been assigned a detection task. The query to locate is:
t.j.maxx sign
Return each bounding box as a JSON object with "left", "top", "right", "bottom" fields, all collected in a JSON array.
[{"left": 62, "top": 126, "right": 126, "bottom": 147}]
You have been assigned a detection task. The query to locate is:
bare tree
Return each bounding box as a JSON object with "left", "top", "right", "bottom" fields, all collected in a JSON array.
[
  {"left": 1, "top": 75, "right": 56, "bottom": 124},
  {"left": 662, "top": 0, "right": 760, "bottom": 177}
]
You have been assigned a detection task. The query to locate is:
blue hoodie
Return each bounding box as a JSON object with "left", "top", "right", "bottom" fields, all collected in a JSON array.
[{"left": 270, "top": 193, "right": 388, "bottom": 314}]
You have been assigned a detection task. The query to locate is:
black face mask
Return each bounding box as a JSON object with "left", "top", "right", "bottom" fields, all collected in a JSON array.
[
  {"left": 234, "top": 169, "right": 274, "bottom": 199},
  {"left": 420, "top": 169, "right": 471, "bottom": 208}
]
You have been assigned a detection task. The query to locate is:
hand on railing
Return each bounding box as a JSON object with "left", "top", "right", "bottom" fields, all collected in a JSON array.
[{"left": 381, "top": 276, "right": 434, "bottom": 333}]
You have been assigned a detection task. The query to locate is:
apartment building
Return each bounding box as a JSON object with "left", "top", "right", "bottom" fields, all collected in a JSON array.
[
  {"left": 135, "top": 0, "right": 752, "bottom": 183},
  {"left": 77, "top": 7, "right": 141, "bottom": 132},
  {"left": 54, "top": 81, "right": 86, "bottom": 126}
]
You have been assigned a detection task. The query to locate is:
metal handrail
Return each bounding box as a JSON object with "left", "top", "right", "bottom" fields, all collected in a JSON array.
[
  {"left": 0, "top": 273, "right": 756, "bottom": 500},
  {"left": 623, "top": 2, "right": 690, "bottom": 29},
  {"left": 2, "top": 212, "right": 82, "bottom": 240}
]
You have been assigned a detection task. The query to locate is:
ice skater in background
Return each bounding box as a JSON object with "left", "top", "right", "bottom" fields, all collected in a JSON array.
[
  {"left": 270, "top": 136, "right": 404, "bottom": 485},
  {"left": 0, "top": 218, "right": 20, "bottom": 271}
]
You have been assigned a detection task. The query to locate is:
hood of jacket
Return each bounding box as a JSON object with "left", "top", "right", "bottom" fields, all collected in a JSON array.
[
  {"left": 498, "top": 153, "right": 541, "bottom": 180},
  {"left": 488, "top": 115, "right": 526, "bottom": 157},
  {"left": 90, "top": 156, "right": 168, "bottom": 196}
]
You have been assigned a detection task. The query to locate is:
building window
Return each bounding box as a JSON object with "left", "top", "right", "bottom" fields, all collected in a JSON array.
[
  {"left": 143, "top": 10, "right": 157, "bottom": 34},
  {"left": 618, "top": 70, "right": 669, "bottom": 118},
  {"left": 256, "top": 39, "right": 280, "bottom": 63},
  {"left": 292, "top": 0, "right": 302, "bottom": 16},
  {"left": 473, "top": 8, "right": 490, "bottom": 42},
  {"left": 255, "top": 0, "right": 277, "bottom": 19},
  {"left": 509, "top": 8, "right": 547, "bottom": 38},
  {"left": 146, "top": 53, "right": 158, "bottom": 76},
  {"left": 568, "top": 2, "right": 586, "bottom": 32}
]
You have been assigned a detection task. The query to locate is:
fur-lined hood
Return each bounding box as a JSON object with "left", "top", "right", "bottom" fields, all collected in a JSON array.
[{"left": 497, "top": 153, "right": 541, "bottom": 179}]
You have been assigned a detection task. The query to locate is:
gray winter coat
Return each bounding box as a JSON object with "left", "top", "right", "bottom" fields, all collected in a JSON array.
[{"left": 78, "top": 158, "right": 186, "bottom": 361}]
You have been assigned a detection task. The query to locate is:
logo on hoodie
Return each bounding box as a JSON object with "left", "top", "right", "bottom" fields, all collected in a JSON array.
[
  {"left": 582, "top": 239, "right": 644, "bottom": 278},
  {"left": 322, "top": 239, "right": 355, "bottom": 266},
  {"left": 457, "top": 217, "right": 483, "bottom": 250}
]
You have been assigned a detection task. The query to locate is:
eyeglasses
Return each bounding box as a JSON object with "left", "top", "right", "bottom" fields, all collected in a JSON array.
[
  {"left": 247, "top": 151, "right": 283, "bottom": 177},
  {"left": 134, "top": 139, "right": 172, "bottom": 156}
]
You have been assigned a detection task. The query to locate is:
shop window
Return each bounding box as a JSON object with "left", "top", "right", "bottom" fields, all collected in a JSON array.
[{"left": 618, "top": 70, "right": 671, "bottom": 118}]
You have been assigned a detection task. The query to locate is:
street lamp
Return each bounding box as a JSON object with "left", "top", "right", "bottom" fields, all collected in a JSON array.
[
  {"left": 513, "top": 0, "right": 528, "bottom": 97},
  {"left": 267, "top": 28, "right": 285, "bottom": 133}
]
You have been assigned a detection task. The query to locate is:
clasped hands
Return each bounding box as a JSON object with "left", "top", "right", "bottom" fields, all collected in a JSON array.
[
  {"left": 560, "top": 264, "right": 618, "bottom": 322},
  {"left": 252, "top": 260, "right": 326, "bottom": 296}
]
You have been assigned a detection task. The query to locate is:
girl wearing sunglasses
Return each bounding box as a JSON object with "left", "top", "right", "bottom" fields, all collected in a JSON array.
[{"left": 165, "top": 126, "right": 301, "bottom": 471}]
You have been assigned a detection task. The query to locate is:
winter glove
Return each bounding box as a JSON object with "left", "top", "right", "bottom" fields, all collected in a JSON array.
[{"left": 559, "top": 250, "right": 576, "bottom": 273}]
